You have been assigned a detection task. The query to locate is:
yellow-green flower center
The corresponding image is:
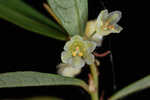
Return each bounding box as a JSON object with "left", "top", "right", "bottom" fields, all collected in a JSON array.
[
  {"left": 102, "top": 21, "right": 115, "bottom": 31},
  {"left": 72, "top": 46, "right": 83, "bottom": 57}
]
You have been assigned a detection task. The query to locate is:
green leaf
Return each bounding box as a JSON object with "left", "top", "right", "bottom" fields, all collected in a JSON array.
[
  {"left": 0, "top": 0, "right": 68, "bottom": 41},
  {"left": 47, "top": 0, "right": 88, "bottom": 36},
  {"left": 0, "top": 71, "right": 89, "bottom": 92},
  {"left": 109, "top": 75, "right": 150, "bottom": 100}
]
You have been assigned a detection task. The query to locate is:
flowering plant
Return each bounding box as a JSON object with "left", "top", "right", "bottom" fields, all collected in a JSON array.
[{"left": 0, "top": 0, "right": 149, "bottom": 100}]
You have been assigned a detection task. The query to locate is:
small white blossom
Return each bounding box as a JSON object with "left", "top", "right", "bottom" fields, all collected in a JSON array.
[
  {"left": 96, "top": 9, "right": 123, "bottom": 35},
  {"left": 61, "top": 35, "right": 96, "bottom": 68},
  {"left": 85, "top": 9, "right": 123, "bottom": 46},
  {"left": 57, "top": 63, "right": 81, "bottom": 77}
]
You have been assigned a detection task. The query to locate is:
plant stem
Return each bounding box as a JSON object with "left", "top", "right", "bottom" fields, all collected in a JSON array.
[{"left": 89, "top": 63, "right": 99, "bottom": 100}]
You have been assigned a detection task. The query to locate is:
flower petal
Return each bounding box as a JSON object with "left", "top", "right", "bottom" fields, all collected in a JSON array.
[
  {"left": 69, "top": 56, "right": 85, "bottom": 68},
  {"left": 84, "top": 54, "right": 95, "bottom": 65},
  {"left": 97, "top": 9, "right": 109, "bottom": 28},
  {"left": 86, "top": 41, "right": 97, "bottom": 52},
  {"left": 97, "top": 29, "right": 113, "bottom": 36},
  {"left": 61, "top": 51, "right": 72, "bottom": 63},
  {"left": 112, "top": 24, "right": 123, "bottom": 33},
  {"left": 64, "top": 35, "right": 83, "bottom": 51},
  {"left": 64, "top": 40, "right": 73, "bottom": 51},
  {"left": 92, "top": 33, "right": 103, "bottom": 47},
  {"left": 107, "top": 11, "right": 122, "bottom": 25}
]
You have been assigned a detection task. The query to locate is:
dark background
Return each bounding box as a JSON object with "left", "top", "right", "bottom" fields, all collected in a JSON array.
[{"left": 0, "top": 0, "right": 149, "bottom": 100}]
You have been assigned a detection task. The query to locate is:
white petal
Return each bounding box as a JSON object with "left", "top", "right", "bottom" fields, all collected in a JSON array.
[
  {"left": 86, "top": 41, "right": 97, "bottom": 52},
  {"left": 97, "top": 9, "right": 109, "bottom": 28},
  {"left": 107, "top": 11, "right": 122, "bottom": 25},
  {"left": 84, "top": 54, "right": 95, "bottom": 65},
  {"left": 61, "top": 51, "right": 72, "bottom": 63},
  {"left": 112, "top": 24, "right": 123, "bottom": 33},
  {"left": 69, "top": 56, "right": 85, "bottom": 68},
  {"left": 92, "top": 33, "right": 103, "bottom": 47},
  {"left": 64, "top": 40, "right": 73, "bottom": 51}
]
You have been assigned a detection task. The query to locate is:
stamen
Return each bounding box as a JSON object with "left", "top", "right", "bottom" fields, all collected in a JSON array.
[
  {"left": 108, "top": 25, "right": 114, "bottom": 29},
  {"left": 105, "top": 21, "right": 110, "bottom": 26},
  {"left": 78, "top": 52, "right": 83, "bottom": 57},
  {"left": 76, "top": 46, "right": 79, "bottom": 51},
  {"left": 72, "top": 52, "right": 76, "bottom": 56}
]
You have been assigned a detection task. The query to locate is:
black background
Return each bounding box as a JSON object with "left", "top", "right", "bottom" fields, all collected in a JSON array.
[{"left": 0, "top": 0, "right": 149, "bottom": 100}]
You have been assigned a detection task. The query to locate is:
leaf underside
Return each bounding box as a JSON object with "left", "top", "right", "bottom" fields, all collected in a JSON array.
[
  {"left": 109, "top": 75, "right": 150, "bottom": 100},
  {"left": 48, "top": 0, "right": 88, "bottom": 36},
  {"left": 0, "top": 71, "right": 89, "bottom": 92},
  {"left": 0, "top": 0, "right": 68, "bottom": 40}
]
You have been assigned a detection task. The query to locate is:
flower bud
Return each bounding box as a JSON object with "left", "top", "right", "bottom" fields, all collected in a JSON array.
[{"left": 57, "top": 63, "right": 82, "bottom": 77}]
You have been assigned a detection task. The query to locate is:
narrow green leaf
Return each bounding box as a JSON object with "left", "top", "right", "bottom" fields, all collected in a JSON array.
[
  {"left": 48, "top": 0, "right": 88, "bottom": 36},
  {"left": 109, "top": 75, "right": 150, "bottom": 100},
  {"left": 0, "top": 71, "right": 89, "bottom": 92},
  {"left": 0, "top": 0, "right": 68, "bottom": 40}
]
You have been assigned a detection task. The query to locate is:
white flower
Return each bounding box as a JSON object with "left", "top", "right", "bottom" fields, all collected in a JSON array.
[
  {"left": 85, "top": 9, "right": 123, "bottom": 46},
  {"left": 96, "top": 9, "right": 123, "bottom": 35},
  {"left": 61, "top": 35, "right": 96, "bottom": 68}
]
